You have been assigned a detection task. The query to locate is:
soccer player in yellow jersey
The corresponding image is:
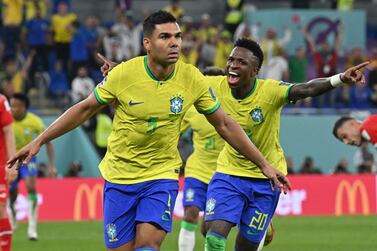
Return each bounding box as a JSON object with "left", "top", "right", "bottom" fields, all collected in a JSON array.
[
  {"left": 7, "top": 11, "right": 290, "bottom": 251},
  {"left": 202, "top": 39, "right": 368, "bottom": 251},
  {"left": 178, "top": 67, "right": 226, "bottom": 251},
  {"left": 9, "top": 93, "right": 56, "bottom": 240}
]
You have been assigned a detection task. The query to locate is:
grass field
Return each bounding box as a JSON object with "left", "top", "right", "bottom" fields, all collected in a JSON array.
[{"left": 12, "top": 216, "right": 377, "bottom": 251}]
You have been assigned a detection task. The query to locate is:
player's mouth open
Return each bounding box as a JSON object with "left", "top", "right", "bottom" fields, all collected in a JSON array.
[{"left": 228, "top": 71, "right": 240, "bottom": 85}]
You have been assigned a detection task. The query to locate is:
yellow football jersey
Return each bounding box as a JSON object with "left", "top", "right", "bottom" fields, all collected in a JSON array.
[
  {"left": 212, "top": 76, "right": 293, "bottom": 178},
  {"left": 94, "top": 56, "right": 220, "bottom": 184},
  {"left": 181, "top": 106, "right": 224, "bottom": 184},
  {"left": 13, "top": 112, "right": 45, "bottom": 150}
]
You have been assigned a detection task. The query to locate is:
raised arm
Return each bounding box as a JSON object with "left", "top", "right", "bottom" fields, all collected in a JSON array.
[
  {"left": 205, "top": 107, "right": 291, "bottom": 193},
  {"left": 289, "top": 61, "right": 369, "bottom": 102},
  {"left": 302, "top": 26, "right": 317, "bottom": 53},
  {"left": 7, "top": 94, "right": 104, "bottom": 168}
]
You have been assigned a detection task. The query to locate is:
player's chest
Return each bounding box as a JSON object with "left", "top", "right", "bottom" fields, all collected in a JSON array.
[
  {"left": 118, "top": 83, "right": 194, "bottom": 121},
  {"left": 14, "top": 122, "right": 38, "bottom": 137},
  {"left": 221, "top": 96, "right": 273, "bottom": 129}
]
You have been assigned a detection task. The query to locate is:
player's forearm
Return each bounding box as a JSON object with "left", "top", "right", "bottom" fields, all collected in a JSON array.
[
  {"left": 37, "top": 95, "right": 102, "bottom": 146},
  {"left": 3, "top": 125, "right": 16, "bottom": 159},
  {"left": 215, "top": 116, "right": 270, "bottom": 170},
  {"left": 289, "top": 78, "right": 334, "bottom": 102}
]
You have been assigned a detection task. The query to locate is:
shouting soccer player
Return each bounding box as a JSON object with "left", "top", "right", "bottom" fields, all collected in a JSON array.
[
  {"left": 7, "top": 11, "right": 289, "bottom": 251},
  {"left": 202, "top": 39, "right": 368, "bottom": 251}
]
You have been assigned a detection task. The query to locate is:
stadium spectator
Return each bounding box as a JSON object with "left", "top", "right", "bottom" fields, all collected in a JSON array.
[
  {"left": 52, "top": 0, "right": 71, "bottom": 13},
  {"left": 353, "top": 141, "right": 376, "bottom": 173},
  {"left": 8, "top": 11, "right": 290, "bottom": 251},
  {"left": 24, "top": 0, "right": 48, "bottom": 20},
  {"left": 23, "top": 6, "right": 50, "bottom": 78},
  {"left": 2, "top": 0, "right": 24, "bottom": 61},
  {"left": 64, "top": 161, "right": 82, "bottom": 177},
  {"left": 224, "top": 0, "right": 244, "bottom": 34},
  {"left": 0, "top": 93, "right": 17, "bottom": 251},
  {"left": 70, "top": 20, "right": 90, "bottom": 76},
  {"left": 163, "top": 0, "right": 184, "bottom": 21},
  {"left": 332, "top": 158, "right": 350, "bottom": 174},
  {"left": 303, "top": 23, "right": 343, "bottom": 107},
  {"left": 114, "top": 0, "right": 132, "bottom": 17},
  {"left": 299, "top": 156, "right": 322, "bottom": 174},
  {"left": 48, "top": 60, "right": 69, "bottom": 104},
  {"left": 289, "top": 47, "right": 310, "bottom": 107},
  {"left": 260, "top": 47, "right": 289, "bottom": 82},
  {"left": 260, "top": 26, "right": 291, "bottom": 68},
  {"left": 51, "top": 1, "right": 77, "bottom": 73},
  {"left": 286, "top": 156, "right": 295, "bottom": 174},
  {"left": 71, "top": 66, "right": 95, "bottom": 104},
  {"left": 368, "top": 48, "right": 377, "bottom": 105},
  {"left": 9, "top": 93, "right": 56, "bottom": 240},
  {"left": 214, "top": 30, "right": 233, "bottom": 70}
]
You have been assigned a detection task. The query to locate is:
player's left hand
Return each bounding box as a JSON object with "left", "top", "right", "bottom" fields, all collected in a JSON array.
[
  {"left": 262, "top": 166, "right": 291, "bottom": 194},
  {"left": 340, "top": 61, "right": 369, "bottom": 85}
]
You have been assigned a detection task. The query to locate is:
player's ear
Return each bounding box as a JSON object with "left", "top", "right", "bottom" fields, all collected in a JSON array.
[{"left": 143, "top": 37, "right": 151, "bottom": 51}]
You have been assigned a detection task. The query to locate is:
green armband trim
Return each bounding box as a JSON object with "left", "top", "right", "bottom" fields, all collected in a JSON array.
[
  {"left": 93, "top": 89, "right": 107, "bottom": 105},
  {"left": 199, "top": 101, "right": 221, "bottom": 115},
  {"left": 181, "top": 220, "right": 198, "bottom": 232}
]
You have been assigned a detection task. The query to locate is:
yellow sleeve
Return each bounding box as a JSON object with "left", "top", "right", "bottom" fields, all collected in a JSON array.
[
  {"left": 269, "top": 80, "right": 295, "bottom": 106},
  {"left": 193, "top": 71, "right": 220, "bottom": 115},
  {"left": 93, "top": 63, "right": 123, "bottom": 105}
]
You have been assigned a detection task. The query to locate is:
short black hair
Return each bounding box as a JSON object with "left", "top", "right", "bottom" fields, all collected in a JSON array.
[
  {"left": 12, "top": 93, "right": 30, "bottom": 109},
  {"left": 143, "top": 10, "right": 177, "bottom": 37},
  {"left": 202, "top": 66, "right": 226, "bottom": 76},
  {"left": 332, "top": 116, "right": 354, "bottom": 139},
  {"left": 234, "top": 38, "right": 264, "bottom": 72}
]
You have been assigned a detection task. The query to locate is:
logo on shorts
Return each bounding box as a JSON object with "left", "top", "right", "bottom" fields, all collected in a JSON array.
[
  {"left": 250, "top": 107, "right": 264, "bottom": 124},
  {"left": 246, "top": 230, "right": 259, "bottom": 236},
  {"left": 205, "top": 198, "right": 216, "bottom": 215},
  {"left": 106, "top": 223, "right": 118, "bottom": 242},
  {"left": 185, "top": 189, "right": 195, "bottom": 202}
]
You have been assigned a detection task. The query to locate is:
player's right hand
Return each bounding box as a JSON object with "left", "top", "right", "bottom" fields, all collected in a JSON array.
[
  {"left": 7, "top": 141, "right": 41, "bottom": 170},
  {"left": 96, "top": 53, "right": 117, "bottom": 77},
  {"left": 262, "top": 165, "right": 291, "bottom": 194}
]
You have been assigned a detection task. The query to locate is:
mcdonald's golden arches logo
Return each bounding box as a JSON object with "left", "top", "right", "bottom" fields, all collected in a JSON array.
[
  {"left": 74, "top": 183, "right": 103, "bottom": 221},
  {"left": 335, "top": 180, "right": 370, "bottom": 216}
]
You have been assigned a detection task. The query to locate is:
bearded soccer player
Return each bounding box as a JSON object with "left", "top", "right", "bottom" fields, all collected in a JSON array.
[
  {"left": 0, "top": 93, "right": 17, "bottom": 251},
  {"left": 7, "top": 11, "right": 289, "bottom": 251},
  {"left": 333, "top": 115, "right": 377, "bottom": 147},
  {"left": 202, "top": 38, "right": 368, "bottom": 251}
]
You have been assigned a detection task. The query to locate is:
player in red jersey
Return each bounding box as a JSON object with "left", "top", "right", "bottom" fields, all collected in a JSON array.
[
  {"left": 333, "top": 115, "right": 377, "bottom": 147},
  {"left": 0, "top": 94, "right": 17, "bottom": 251}
]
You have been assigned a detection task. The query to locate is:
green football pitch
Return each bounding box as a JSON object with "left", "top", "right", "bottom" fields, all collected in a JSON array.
[{"left": 12, "top": 216, "right": 377, "bottom": 251}]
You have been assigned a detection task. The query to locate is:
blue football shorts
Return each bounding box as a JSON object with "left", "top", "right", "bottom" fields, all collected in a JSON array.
[
  {"left": 182, "top": 177, "right": 208, "bottom": 211},
  {"left": 103, "top": 179, "right": 178, "bottom": 248},
  {"left": 10, "top": 157, "right": 38, "bottom": 191},
  {"left": 204, "top": 172, "right": 280, "bottom": 244}
]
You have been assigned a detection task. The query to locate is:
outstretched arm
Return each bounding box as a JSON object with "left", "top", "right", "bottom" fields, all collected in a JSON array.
[
  {"left": 205, "top": 107, "right": 291, "bottom": 193},
  {"left": 7, "top": 94, "right": 104, "bottom": 168},
  {"left": 289, "top": 61, "right": 369, "bottom": 102}
]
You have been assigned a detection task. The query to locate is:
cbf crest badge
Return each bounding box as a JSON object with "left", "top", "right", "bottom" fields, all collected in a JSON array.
[
  {"left": 205, "top": 198, "right": 216, "bottom": 215},
  {"left": 170, "top": 95, "right": 184, "bottom": 114},
  {"left": 250, "top": 107, "right": 264, "bottom": 124},
  {"left": 185, "top": 188, "right": 195, "bottom": 202},
  {"left": 106, "top": 223, "right": 119, "bottom": 243}
]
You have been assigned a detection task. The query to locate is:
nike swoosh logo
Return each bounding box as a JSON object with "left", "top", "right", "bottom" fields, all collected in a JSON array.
[
  {"left": 129, "top": 100, "right": 144, "bottom": 106},
  {"left": 246, "top": 230, "right": 259, "bottom": 236},
  {"left": 161, "top": 215, "right": 170, "bottom": 221}
]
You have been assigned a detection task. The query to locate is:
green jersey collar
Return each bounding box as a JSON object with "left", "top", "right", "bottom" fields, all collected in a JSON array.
[{"left": 144, "top": 56, "right": 175, "bottom": 81}]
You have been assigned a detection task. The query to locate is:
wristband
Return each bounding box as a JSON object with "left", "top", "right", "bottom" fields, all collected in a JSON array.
[{"left": 329, "top": 74, "right": 344, "bottom": 87}]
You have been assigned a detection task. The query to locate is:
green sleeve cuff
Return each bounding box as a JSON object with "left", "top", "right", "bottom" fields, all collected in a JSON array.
[
  {"left": 285, "top": 84, "right": 295, "bottom": 104},
  {"left": 93, "top": 88, "right": 107, "bottom": 105},
  {"left": 199, "top": 101, "right": 221, "bottom": 115}
]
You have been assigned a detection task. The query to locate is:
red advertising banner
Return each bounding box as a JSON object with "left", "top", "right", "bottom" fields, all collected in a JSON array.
[{"left": 14, "top": 175, "right": 377, "bottom": 221}]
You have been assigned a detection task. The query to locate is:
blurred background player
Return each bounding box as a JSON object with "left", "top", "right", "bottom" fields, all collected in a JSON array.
[
  {"left": 0, "top": 93, "right": 17, "bottom": 251},
  {"left": 9, "top": 93, "right": 56, "bottom": 240},
  {"left": 333, "top": 115, "right": 377, "bottom": 148}
]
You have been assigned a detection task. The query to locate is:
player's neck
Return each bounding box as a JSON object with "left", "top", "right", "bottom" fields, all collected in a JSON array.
[
  {"left": 146, "top": 57, "right": 175, "bottom": 81},
  {"left": 231, "top": 78, "right": 256, "bottom": 99}
]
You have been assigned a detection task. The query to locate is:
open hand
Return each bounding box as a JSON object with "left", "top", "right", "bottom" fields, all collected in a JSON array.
[
  {"left": 7, "top": 141, "right": 41, "bottom": 170},
  {"left": 262, "top": 166, "right": 291, "bottom": 194}
]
